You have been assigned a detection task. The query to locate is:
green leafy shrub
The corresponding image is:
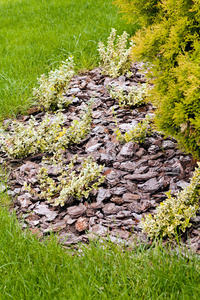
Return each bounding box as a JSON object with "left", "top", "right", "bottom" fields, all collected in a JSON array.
[
  {"left": 33, "top": 56, "right": 74, "bottom": 110},
  {"left": 2, "top": 103, "right": 92, "bottom": 158},
  {"left": 113, "top": 112, "right": 151, "bottom": 144},
  {"left": 114, "top": 0, "right": 200, "bottom": 158},
  {"left": 25, "top": 153, "right": 105, "bottom": 206},
  {"left": 98, "top": 28, "right": 132, "bottom": 77},
  {"left": 109, "top": 83, "right": 149, "bottom": 107},
  {"left": 142, "top": 163, "right": 200, "bottom": 238}
]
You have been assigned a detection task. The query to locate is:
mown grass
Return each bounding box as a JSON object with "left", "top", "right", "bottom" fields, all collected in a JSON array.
[
  {"left": 0, "top": 205, "right": 199, "bottom": 300},
  {"left": 0, "top": 0, "right": 136, "bottom": 120},
  {"left": 0, "top": 0, "right": 200, "bottom": 299}
]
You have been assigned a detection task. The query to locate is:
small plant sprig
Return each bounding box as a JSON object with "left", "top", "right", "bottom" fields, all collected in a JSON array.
[
  {"left": 25, "top": 152, "right": 105, "bottom": 206},
  {"left": 142, "top": 163, "right": 200, "bottom": 239},
  {"left": 98, "top": 28, "right": 132, "bottom": 77},
  {"left": 109, "top": 83, "right": 149, "bottom": 108},
  {"left": 2, "top": 103, "right": 92, "bottom": 158},
  {"left": 33, "top": 56, "right": 74, "bottom": 110},
  {"left": 113, "top": 108, "right": 151, "bottom": 144}
]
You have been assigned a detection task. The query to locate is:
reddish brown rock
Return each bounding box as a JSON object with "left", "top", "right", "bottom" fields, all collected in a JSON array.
[
  {"left": 110, "top": 196, "right": 124, "bottom": 205},
  {"left": 75, "top": 217, "right": 89, "bottom": 232},
  {"left": 67, "top": 203, "right": 86, "bottom": 218},
  {"left": 102, "top": 203, "right": 120, "bottom": 215},
  {"left": 122, "top": 193, "right": 141, "bottom": 202}
]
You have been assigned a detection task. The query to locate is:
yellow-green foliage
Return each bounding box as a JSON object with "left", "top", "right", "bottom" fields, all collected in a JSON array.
[
  {"left": 26, "top": 153, "right": 105, "bottom": 207},
  {"left": 98, "top": 28, "right": 132, "bottom": 77},
  {"left": 115, "top": 0, "right": 200, "bottom": 158},
  {"left": 114, "top": 0, "right": 159, "bottom": 26},
  {"left": 114, "top": 114, "right": 151, "bottom": 144},
  {"left": 2, "top": 103, "right": 92, "bottom": 158},
  {"left": 142, "top": 163, "right": 200, "bottom": 238},
  {"left": 33, "top": 56, "right": 74, "bottom": 110},
  {"left": 109, "top": 83, "right": 149, "bottom": 108}
]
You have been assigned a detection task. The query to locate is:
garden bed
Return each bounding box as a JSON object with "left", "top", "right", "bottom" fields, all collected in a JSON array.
[{"left": 1, "top": 65, "right": 200, "bottom": 252}]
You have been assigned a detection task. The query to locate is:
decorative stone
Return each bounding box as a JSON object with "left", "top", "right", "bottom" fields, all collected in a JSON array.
[
  {"left": 176, "top": 180, "right": 190, "bottom": 189},
  {"left": 96, "top": 187, "right": 111, "bottom": 203},
  {"left": 110, "top": 196, "right": 124, "bottom": 205},
  {"left": 119, "top": 123, "right": 133, "bottom": 131},
  {"left": 44, "top": 221, "right": 66, "bottom": 233},
  {"left": 135, "top": 148, "right": 146, "bottom": 157},
  {"left": 85, "top": 137, "right": 99, "bottom": 149},
  {"left": 102, "top": 203, "right": 120, "bottom": 215},
  {"left": 47, "top": 165, "right": 62, "bottom": 176},
  {"left": 26, "top": 214, "right": 40, "bottom": 227},
  {"left": 20, "top": 161, "right": 39, "bottom": 174},
  {"left": 16, "top": 193, "right": 32, "bottom": 208},
  {"left": 59, "top": 233, "right": 83, "bottom": 245},
  {"left": 124, "top": 172, "right": 158, "bottom": 181},
  {"left": 67, "top": 203, "right": 86, "bottom": 218},
  {"left": 89, "top": 217, "right": 97, "bottom": 226},
  {"left": 119, "top": 142, "right": 136, "bottom": 157},
  {"left": 128, "top": 202, "right": 142, "bottom": 214},
  {"left": 134, "top": 166, "right": 149, "bottom": 174},
  {"left": 92, "top": 126, "right": 105, "bottom": 134},
  {"left": 122, "top": 193, "right": 141, "bottom": 202},
  {"left": 120, "top": 161, "right": 136, "bottom": 172},
  {"left": 91, "top": 224, "right": 108, "bottom": 236},
  {"left": 75, "top": 217, "right": 89, "bottom": 232},
  {"left": 100, "top": 153, "right": 115, "bottom": 165},
  {"left": 138, "top": 178, "right": 164, "bottom": 193},
  {"left": 116, "top": 210, "right": 132, "bottom": 218},
  {"left": 86, "top": 143, "right": 102, "bottom": 153},
  {"left": 33, "top": 203, "right": 58, "bottom": 221},
  {"left": 162, "top": 140, "right": 176, "bottom": 149},
  {"left": 69, "top": 87, "right": 80, "bottom": 94},
  {"left": 106, "top": 169, "right": 121, "bottom": 186},
  {"left": 110, "top": 186, "right": 127, "bottom": 196},
  {"left": 111, "top": 229, "right": 130, "bottom": 239}
]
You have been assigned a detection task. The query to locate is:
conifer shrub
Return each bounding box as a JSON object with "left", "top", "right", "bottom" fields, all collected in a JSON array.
[
  {"left": 114, "top": 0, "right": 159, "bottom": 27},
  {"left": 114, "top": 0, "right": 200, "bottom": 158}
]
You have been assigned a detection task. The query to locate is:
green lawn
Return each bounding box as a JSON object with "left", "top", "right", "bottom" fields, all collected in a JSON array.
[
  {"left": 0, "top": 0, "right": 200, "bottom": 299},
  {"left": 0, "top": 206, "right": 199, "bottom": 299},
  {"left": 0, "top": 0, "right": 135, "bottom": 120}
]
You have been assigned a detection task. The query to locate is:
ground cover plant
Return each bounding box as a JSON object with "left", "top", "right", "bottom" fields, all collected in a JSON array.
[
  {"left": 113, "top": 112, "right": 152, "bottom": 144},
  {"left": 33, "top": 56, "right": 74, "bottom": 110},
  {"left": 98, "top": 28, "right": 133, "bottom": 77},
  {"left": 2, "top": 103, "right": 92, "bottom": 158},
  {"left": 142, "top": 162, "right": 200, "bottom": 238},
  {"left": 27, "top": 153, "right": 105, "bottom": 206},
  {"left": 109, "top": 82, "right": 149, "bottom": 107}
]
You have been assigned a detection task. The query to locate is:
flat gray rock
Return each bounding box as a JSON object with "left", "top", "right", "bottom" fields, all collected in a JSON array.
[{"left": 124, "top": 172, "right": 158, "bottom": 181}]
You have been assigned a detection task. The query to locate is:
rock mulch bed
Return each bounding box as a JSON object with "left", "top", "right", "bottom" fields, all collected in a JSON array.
[{"left": 1, "top": 64, "right": 200, "bottom": 252}]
